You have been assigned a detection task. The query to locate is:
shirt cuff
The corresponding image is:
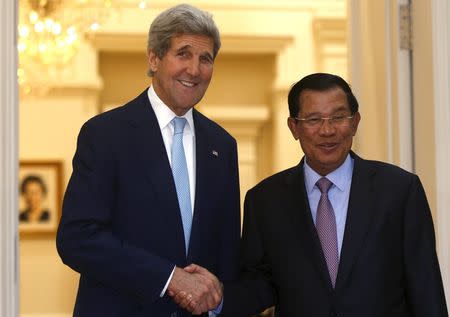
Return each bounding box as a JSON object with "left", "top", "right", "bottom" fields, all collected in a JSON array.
[
  {"left": 209, "top": 297, "right": 223, "bottom": 316},
  {"left": 160, "top": 266, "right": 176, "bottom": 297}
]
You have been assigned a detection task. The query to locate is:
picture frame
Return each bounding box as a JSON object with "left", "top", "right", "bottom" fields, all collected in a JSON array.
[{"left": 18, "top": 160, "right": 63, "bottom": 236}]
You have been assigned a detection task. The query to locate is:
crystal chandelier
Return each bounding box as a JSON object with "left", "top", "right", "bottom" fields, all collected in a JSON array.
[{"left": 18, "top": 0, "right": 147, "bottom": 94}]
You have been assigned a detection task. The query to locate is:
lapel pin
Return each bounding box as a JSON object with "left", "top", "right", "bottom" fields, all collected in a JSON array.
[{"left": 212, "top": 150, "right": 219, "bottom": 157}]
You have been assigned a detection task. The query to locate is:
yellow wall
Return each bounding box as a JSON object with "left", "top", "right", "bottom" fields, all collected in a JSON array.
[
  {"left": 204, "top": 54, "right": 276, "bottom": 107},
  {"left": 99, "top": 52, "right": 150, "bottom": 107},
  {"left": 348, "top": 0, "right": 388, "bottom": 162},
  {"left": 19, "top": 91, "right": 99, "bottom": 314}
]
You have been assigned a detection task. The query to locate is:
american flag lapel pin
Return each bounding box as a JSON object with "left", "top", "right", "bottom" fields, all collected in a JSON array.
[{"left": 212, "top": 150, "right": 219, "bottom": 157}]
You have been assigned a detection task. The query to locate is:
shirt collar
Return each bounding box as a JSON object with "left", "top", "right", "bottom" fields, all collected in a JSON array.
[
  {"left": 147, "top": 85, "right": 195, "bottom": 135},
  {"left": 304, "top": 154, "right": 353, "bottom": 193}
]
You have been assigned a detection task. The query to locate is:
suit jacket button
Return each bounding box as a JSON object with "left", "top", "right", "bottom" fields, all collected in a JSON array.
[{"left": 170, "top": 312, "right": 177, "bottom": 317}]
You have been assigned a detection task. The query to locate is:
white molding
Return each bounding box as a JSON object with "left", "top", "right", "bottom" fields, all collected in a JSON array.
[
  {"left": 384, "top": 0, "right": 394, "bottom": 164},
  {"left": 90, "top": 33, "right": 293, "bottom": 54},
  {"left": 196, "top": 104, "right": 270, "bottom": 137},
  {"left": 312, "top": 17, "right": 347, "bottom": 75},
  {"left": 0, "top": 0, "right": 19, "bottom": 317},
  {"left": 397, "top": 0, "right": 413, "bottom": 171},
  {"left": 396, "top": 49, "right": 413, "bottom": 172},
  {"left": 197, "top": 104, "right": 269, "bottom": 122},
  {"left": 432, "top": 0, "right": 450, "bottom": 306},
  {"left": 384, "top": 0, "right": 414, "bottom": 170}
]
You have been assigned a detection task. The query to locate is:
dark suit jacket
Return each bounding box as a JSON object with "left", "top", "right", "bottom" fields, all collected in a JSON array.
[
  {"left": 56, "top": 89, "right": 241, "bottom": 317},
  {"left": 222, "top": 153, "right": 447, "bottom": 317}
]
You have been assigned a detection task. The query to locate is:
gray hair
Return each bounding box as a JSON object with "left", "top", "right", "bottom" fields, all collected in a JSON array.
[{"left": 147, "top": 3, "right": 221, "bottom": 77}]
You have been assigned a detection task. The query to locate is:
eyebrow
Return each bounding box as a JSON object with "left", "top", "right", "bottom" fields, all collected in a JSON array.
[
  {"left": 331, "top": 105, "right": 351, "bottom": 113},
  {"left": 175, "top": 45, "right": 214, "bottom": 60},
  {"left": 175, "top": 44, "right": 191, "bottom": 52},
  {"left": 302, "top": 105, "right": 351, "bottom": 117}
]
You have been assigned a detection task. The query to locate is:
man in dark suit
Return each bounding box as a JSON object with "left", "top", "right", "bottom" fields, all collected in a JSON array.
[
  {"left": 220, "top": 73, "right": 448, "bottom": 317},
  {"left": 56, "top": 4, "right": 240, "bottom": 316}
]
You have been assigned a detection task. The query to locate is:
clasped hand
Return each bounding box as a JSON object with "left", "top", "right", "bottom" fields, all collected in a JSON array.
[{"left": 168, "top": 264, "right": 223, "bottom": 315}]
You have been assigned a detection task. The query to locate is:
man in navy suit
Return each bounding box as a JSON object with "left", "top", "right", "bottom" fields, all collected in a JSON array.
[
  {"left": 219, "top": 73, "right": 448, "bottom": 317},
  {"left": 56, "top": 4, "right": 240, "bottom": 316}
]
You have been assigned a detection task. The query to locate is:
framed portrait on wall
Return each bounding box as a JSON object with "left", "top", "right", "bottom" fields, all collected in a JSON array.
[{"left": 19, "top": 160, "right": 63, "bottom": 235}]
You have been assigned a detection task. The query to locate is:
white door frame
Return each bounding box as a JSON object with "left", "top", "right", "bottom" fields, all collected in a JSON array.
[{"left": 0, "top": 0, "right": 19, "bottom": 317}]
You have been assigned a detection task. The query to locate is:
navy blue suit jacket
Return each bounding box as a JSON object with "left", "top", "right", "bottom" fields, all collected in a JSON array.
[
  {"left": 57, "top": 89, "right": 241, "bottom": 317},
  {"left": 222, "top": 153, "right": 447, "bottom": 317}
]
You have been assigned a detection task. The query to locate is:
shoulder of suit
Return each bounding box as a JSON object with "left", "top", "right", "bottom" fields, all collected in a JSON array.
[
  {"left": 82, "top": 90, "right": 147, "bottom": 129},
  {"left": 74, "top": 91, "right": 148, "bottom": 146},
  {"left": 250, "top": 165, "right": 299, "bottom": 193},
  {"left": 357, "top": 156, "right": 418, "bottom": 181}
]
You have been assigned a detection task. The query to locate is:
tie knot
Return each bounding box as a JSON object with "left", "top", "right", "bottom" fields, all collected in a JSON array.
[
  {"left": 316, "top": 177, "right": 333, "bottom": 194},
  {"left": 172, "top": 117, "right": 187, "bottom": 135}
]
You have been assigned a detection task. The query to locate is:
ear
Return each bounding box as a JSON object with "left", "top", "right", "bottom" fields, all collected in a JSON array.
[
  {"left": 351, "top": 111, "right": 361, "bottom": 136},
  {"left": 287, "top": 117, "right": 300, "bottom": 140},
  {"left": 148, "top": 50, "right": 159, "bottom": 73}
]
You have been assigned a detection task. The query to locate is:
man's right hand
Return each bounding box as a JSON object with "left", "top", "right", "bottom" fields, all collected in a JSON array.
[{"left": 167, "top": 264, "right": 223, "bottom": 315}]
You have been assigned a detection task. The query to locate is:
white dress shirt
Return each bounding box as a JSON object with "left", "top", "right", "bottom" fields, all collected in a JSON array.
[{"left": 147, "top": 86, "right": 196, "bottom": 213}]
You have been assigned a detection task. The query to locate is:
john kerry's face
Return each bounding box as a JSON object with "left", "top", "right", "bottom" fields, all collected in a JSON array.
[
  {"left": 148, "top": 34, "right": 214, "bottom": 116},
  {"left": 287, "top": 88, "right": 360, "bottom": 176}
]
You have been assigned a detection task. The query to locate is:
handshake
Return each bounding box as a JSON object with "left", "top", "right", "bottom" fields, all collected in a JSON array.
[{"left": 167, "top": 263, "right": 223, "bottom": 315}]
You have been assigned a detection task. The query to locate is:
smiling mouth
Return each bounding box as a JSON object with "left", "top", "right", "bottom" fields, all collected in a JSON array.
[
  {"left": 318, "top": 143, "right": 338, "bottom": 149},
  {"left": 179, "top": 80, "right": 196, "bottom": 87}
]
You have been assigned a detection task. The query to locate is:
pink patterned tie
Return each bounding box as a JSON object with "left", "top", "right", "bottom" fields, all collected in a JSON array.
[{"left": 316, "top": 177, "right": 339, "bottom": 288}]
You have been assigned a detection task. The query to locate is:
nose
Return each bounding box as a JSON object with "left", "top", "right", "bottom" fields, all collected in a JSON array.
[
  {"left": 186, "top": 58, "right": 200, "bottom": 77},
  {"left": 318, "top": 118, "right": 336, "bottom": 135}
]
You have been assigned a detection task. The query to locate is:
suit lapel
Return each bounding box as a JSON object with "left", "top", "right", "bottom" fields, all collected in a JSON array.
[
  {"left": 187, "top": 110, "right": 217, "bottom": 260},
  {"left": 285, "top": 161, "right": 334, "bottom": 291},
  {"left": 335, "top": 153, "right": 376, "bottom": 290},
  {"left": 126, "top": 90, "right": 186, "bottom": 256}
]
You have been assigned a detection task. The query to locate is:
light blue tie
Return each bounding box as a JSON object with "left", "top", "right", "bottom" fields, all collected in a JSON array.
[{"left": 171, "top": 117, "right": 192, "bottom": 254}]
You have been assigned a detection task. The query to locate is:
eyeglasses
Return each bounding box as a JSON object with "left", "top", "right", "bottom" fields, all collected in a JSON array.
[{"left": 292, "top": 114, "right": 354, "bottom": 129}]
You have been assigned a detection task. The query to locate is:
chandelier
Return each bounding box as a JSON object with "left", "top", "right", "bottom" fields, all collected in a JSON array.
[{"left": 18, "top": 0, "right": 148, "bottom": 94}]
